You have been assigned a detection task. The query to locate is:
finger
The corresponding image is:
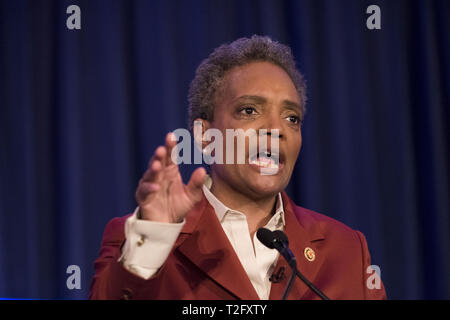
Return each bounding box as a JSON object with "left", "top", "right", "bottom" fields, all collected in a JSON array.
[
  {"left": 142, "top": 147, "right": 166, "bottom": 182},
  {"left": 165, "top": 132, "right": 178, "bottom": 166},
  {"left": 186, "top": 167, "right": 207, "bottom": 202},
  {"left": 148, "top": 146, "right": 166, "bottom": 168},
  {"left": 142, "top": 159, "right": 164, "bottom": 182}
]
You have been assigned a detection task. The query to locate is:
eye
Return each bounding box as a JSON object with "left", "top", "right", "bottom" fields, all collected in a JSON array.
[
  {"left": 286, "top": 115, "right": 301, "bottom": 125},
  {"left": 239, "top": 106, "right": 257, "bottom": 115}
]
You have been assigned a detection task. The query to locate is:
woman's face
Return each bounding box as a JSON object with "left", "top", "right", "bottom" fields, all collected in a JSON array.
[{"left": 203, "top": 61, "right": 303, "bottom": 199}]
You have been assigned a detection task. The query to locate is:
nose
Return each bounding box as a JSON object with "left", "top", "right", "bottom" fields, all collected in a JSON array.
[{"left": 259, "top": 112, "right": 285, "bottom": 140}]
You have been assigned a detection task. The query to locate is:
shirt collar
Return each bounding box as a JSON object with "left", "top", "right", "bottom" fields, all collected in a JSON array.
[{"left": 202, "top": 175, "right": 285, "bottom": 227}]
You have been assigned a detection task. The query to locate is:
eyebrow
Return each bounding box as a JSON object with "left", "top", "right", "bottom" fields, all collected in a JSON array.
[
  {"left": 282, "top": 100, "right": 302, "bottom": 113},
  {"left": 234, "top": 95, "right": 302, "bottom": 113},
  {"left": 233, "top": 95, "right": 267, "bottom": 104}
]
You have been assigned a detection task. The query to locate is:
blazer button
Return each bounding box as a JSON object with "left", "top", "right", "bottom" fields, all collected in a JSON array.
[{"left": 121, "top": 288, "right": 133, "bottom": 300}]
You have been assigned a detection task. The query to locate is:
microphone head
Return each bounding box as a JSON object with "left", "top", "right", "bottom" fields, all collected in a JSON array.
[
  {"left": 272, "top": 230, "right": 289, "bottom": 245},
  {"left": 256, "top": 228, "right": 275, "bottom": 249}
]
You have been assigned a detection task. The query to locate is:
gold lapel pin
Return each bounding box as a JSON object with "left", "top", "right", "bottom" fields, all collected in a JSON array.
[{"left": 304, "top": 247, "right": 316, "bottom": 262}]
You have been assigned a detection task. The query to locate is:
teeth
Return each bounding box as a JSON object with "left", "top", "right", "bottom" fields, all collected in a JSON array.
[{"left": 250, "top": 156, "right": 279, "bottom": 168}]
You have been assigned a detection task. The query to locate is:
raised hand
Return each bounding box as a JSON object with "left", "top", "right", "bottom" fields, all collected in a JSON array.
[{"left": 135, "top": 132, "right": 206, "bottom": 223}]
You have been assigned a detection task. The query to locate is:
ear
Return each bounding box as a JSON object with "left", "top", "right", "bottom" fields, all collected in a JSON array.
[{"left": 193, "top": 118, "right": 211, "bottom": 150}]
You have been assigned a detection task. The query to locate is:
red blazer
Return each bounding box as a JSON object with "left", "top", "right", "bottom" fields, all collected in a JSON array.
[{"left": 89, "top": 192, "right": 386, "bottom": 300}]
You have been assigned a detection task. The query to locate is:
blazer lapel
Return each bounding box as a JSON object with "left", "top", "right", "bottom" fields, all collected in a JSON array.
[
  {"left": 269, "top": 192, "right": 326, "bottom": 300},
  {"left": 175, "top": 195, "right": 260, "bottom": 300}
]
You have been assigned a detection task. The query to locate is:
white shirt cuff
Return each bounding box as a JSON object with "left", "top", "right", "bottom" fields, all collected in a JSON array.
[{"left": 119, "top": 207, "right": 185, "bottom": 280}]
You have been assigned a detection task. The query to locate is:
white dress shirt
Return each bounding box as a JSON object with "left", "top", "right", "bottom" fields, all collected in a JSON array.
[{"left": 119, "top": 176, "right": 285, "bottom": 300}]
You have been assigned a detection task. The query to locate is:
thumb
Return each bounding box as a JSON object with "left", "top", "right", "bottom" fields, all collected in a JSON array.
[{"left": 186, "top": 167, "right": 207, "bottom": 202}]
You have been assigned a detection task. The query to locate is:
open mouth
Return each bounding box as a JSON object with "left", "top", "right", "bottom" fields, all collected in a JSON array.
[{"left": 249, "top": 151, "right": 283, "bottom": 170}]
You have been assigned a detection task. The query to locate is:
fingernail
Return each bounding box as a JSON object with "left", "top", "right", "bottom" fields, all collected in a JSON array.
[{"left": 168, "top": 132, "right": 177, "bottom": 142}]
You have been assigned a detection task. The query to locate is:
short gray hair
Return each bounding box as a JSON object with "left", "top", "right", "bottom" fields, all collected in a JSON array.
[{"left": 188, "top": 35, "right": 307, "bottom": 130}]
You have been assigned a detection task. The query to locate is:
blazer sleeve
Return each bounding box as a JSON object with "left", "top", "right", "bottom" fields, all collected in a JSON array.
[
  {"left": 89, "top": 217, "right": 164, "bottom": 300},
  {"left": 356, "top": 230, "right": 387, "bottom": 300}
]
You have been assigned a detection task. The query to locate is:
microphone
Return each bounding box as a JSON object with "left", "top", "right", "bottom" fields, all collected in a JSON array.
[
  {"left": 257, "top": 228, "right": 296, "bottom": 268},
  {"left": 256, "top": 227, "right": 275, "bottom": 248},
  {"left": 257, "top": 228, "right": 330, "bottom": 300},
  {"left": 257, "top": 228, "right": 296, "bottom": 299}
]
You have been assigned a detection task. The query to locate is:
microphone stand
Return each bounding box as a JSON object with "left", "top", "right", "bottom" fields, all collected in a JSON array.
[
  {"left": 294, "top": 268, "right": 330, "bottom": 300},
  {"left": 282, "top": 258, "right": 297, "bottom": 300},
  {"left": 257, "top": 227, "right": 330, "bottom": 300},
  {"left": 273, "top": 235, "right": 330, "bottom": 300}
]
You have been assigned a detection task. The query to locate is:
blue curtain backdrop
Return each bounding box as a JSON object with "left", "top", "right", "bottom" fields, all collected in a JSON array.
[{"left": 0, "top": 0, "right": 448, "bottom": 299}]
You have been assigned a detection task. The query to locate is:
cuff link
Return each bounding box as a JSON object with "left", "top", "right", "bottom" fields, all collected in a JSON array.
[{"left": 137, "top": 235, "right": 145, "bottom": 247}]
